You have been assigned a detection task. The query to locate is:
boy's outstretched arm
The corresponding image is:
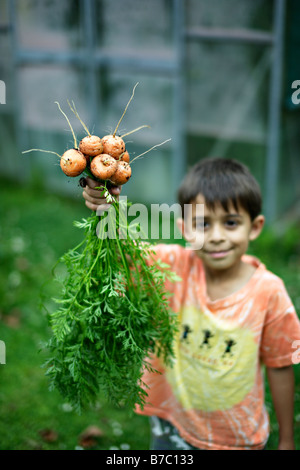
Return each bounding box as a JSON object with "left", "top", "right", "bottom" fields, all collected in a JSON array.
[{"left": 266, "top": 365, "right": 295, "bottom": 450}]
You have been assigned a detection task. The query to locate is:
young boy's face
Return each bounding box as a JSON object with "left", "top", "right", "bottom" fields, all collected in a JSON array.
[{"left": 179, "top": 194, "right": 264, "bottom": 273}]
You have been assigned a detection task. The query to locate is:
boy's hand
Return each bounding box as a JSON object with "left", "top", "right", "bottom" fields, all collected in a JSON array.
[{"left": 81, "top": 176, "right": 121, "bottom": 212}]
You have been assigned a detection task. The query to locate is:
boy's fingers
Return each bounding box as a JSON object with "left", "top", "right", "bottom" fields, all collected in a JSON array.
[
  {"left": 83, "top": 177, "right": 121, "bottom": 213},
  {"left": 109, "top": 185, "right": 121, "bottom": 196},
  {"left": 82, "top": 189, "right": 106, "bottom": 205},
  {"left": 83, "top": 186, "right": 105, "bottom": 199},
  {"left": 85, "top": 201, "right": 107, "bottom": 212},
  {"left": 85, "top": 200, "right": 98, "bottom": 211},
  {"left": 85, "top": 176, "right": 121, "bottom": 195}
]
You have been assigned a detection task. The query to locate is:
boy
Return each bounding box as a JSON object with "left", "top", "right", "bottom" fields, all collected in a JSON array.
[{"left": 82, "top": 157, "right": 300, "bottom": 450}]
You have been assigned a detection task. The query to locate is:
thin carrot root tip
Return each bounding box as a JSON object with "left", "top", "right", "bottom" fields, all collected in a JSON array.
[
  {"left": 112, "top": 82, "right": 139, "bottom": 137},
  {"left": 121, "top": 125, "right": 150, "bottom": 139},
  {"left": 130, "top": 139, "right": 171, "bottom": 164},
  {"left": 22, "top": 148, "right": 61, "bottom": 159},
  {"left": 55, "top": 101, "right": 78, "bottom": 150},
  {"left": 68, "top": 100, "right": 91, "bottom": 137}
]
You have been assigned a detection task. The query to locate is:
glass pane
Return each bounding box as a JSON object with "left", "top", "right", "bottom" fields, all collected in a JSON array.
[
  {"left": 186, "top": 41, "right": 270, "bottom": 144},
  {"left": 19, "top": 64, "right": 92, "bottom": 146},
  {"left": 95, "top": 0, "right": 174, "bottom": 59},
  {"left": 186, "top": 0, "right": 273, "bottom": 31},
  {"left": 278, "top": 114, "right": 300, "bottom": 213},
  {"left": 0, "top": 2, "right": 13, "bottom": 109},
  {"left": 0, "top": 0, "right": 9, "bottom": 23},
  {"left": 15, "top": 0, "right": 83, "bottom": 50},
  {"left": 0, "top": 36, "right": 12, "bottom": 107}
]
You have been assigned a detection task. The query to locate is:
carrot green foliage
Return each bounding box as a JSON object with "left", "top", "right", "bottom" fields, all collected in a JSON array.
[{"left": 44, "top": 194, "right": 179, "bottom": 413}]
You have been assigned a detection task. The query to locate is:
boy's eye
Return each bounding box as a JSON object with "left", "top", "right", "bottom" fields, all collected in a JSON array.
[
  {"left": 225, "top": 219, "right": 238, "bottom": 228},
  {"left": 194, "top": 219, "right": 208, "bottom": 229}
]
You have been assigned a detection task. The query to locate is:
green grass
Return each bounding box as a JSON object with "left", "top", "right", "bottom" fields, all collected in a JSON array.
[{"left": 0, "top": 178, "right": 299, "bottom": 450}]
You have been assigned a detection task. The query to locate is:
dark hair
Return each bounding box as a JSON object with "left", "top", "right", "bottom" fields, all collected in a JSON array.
[{"left": 177, "top": 158, "right": 262, "bottom": 221}]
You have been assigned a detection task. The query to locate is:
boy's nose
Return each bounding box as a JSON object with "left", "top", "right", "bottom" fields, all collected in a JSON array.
[{"left": 209, "top": 224, "right": 226, "bottom": 243}]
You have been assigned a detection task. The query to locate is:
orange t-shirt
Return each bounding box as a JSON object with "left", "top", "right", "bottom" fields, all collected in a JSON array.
[{"left": 135, "top": 244, "right": 300, "bottom": 450}]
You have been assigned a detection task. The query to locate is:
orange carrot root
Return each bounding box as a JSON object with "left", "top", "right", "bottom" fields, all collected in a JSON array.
[
  {"left": 79, "top": 135, "right": 103, "bottom": 157},
  {"left": 60, "top": 148, "right": 87, "bottom": 177},
  {"left": 119, "top": 150, "right": 130, "bottom": 163},
  {"left": 101, "top": 135, "right": 126, "bottom": 160},
  {"left": 90, "top": 154, "right": 118, "bottom": 180},
  {"left": 109, "top": 161, "right": 132, "bottom": 185}
]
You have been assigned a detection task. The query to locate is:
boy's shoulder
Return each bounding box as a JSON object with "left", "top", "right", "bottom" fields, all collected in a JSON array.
[
  {"left": 243, "top": 254, "right": 285, "bottom": 287},
  {"left": 243, "top": 255, "right": 292, "bottom": 306}
]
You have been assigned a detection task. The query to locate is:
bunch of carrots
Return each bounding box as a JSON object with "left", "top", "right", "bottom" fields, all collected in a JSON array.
[
  {"left": 24, "top": 83, "right": 156, "bottom": 189},
  {"left": 23, "top": 84, "right": 178, "bottom": 413},
  {"left": 58, "top": 92, "right": 137, "bottom": 186}
]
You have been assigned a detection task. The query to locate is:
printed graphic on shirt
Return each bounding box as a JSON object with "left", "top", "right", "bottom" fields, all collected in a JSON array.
[{"left": 166, "top": 306, "right": 258, "bottom": 412}]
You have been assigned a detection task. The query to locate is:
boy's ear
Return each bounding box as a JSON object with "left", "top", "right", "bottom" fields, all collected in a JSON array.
[{"left": 249, "top": 214, "right": 265, "bottom": 241}]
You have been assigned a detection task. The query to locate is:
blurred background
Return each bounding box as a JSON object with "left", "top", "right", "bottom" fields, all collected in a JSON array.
[
  {"left": 1, "top": 0, "right": 300, "bottom": 215},
  {"left": 0, "top": 0, "right": 300, "bottom": 450}
]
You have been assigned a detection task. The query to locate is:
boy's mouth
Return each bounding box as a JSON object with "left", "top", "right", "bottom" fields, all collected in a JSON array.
[{"left": 205, "top": 249, "right": 232, "bottom": 259}]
